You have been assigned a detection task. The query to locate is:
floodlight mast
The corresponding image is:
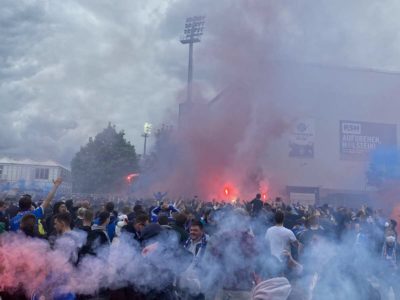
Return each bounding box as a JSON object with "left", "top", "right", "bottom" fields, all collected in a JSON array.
[
  {"left": 180, "top": 16, "right": 205, "bottom": 103},
  {"left": 141, "top": 123, "right": 152, "bottom": 157}
]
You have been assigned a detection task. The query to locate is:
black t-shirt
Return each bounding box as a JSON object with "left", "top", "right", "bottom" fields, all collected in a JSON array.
[
  {"left": 250, "top": 199, "right": 263, "bottom": 214},
  {"left": 299, "top": 227, "right": 325, "bottom": 246},
  {"left": 170, "top": 224, "right": 189, "bottom": 244},
  {"left": 79, "top": 225, "right": 92, "bottom": 233},
  {"left": 284, "top": 213, "right": 298, "bottom": 230},
  {"left": 80, "top": 229, "right": 110, "bottom": 257}
]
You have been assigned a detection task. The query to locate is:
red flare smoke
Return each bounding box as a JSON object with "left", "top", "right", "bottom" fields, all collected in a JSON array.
[
  {"left": 126, "top": 173, "right": 139, "bottom": 183},
  {"left": 224, "top": 187, "right": 229, "bottom": 196}
]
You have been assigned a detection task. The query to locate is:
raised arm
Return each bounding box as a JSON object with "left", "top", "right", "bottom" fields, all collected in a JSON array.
[
  {"left": 151, "top": 206, "right": 161, "bottom": 217},
  {"left": 41, "top": 177, "right": 63, "bottom": 209},
  {"left": 282, "top": 250, "right": 303, "bottom": 275},
  {"left": 170, "top": 205, "right": 179, "bottom": 213}
]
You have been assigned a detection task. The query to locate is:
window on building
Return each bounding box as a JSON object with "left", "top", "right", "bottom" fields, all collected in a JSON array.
[
  {"left": 0, "top": 165, "right": 3, "bottom": 178},
  {"left": 35, "top": 168, "right": 49, "bottom": 180}
]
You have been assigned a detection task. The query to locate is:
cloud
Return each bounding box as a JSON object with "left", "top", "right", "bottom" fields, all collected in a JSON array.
[
  {"left": 0, "top": 0, "right": 183, "bottom": 165},
  {"left": 2, "top": 0, "right": 400, "bottom": 167}
]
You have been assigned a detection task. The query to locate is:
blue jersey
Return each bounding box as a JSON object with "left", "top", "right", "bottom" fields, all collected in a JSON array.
[
  {"left": 151, "top": 205, "right": 179, "bottom": 222},
  {"left": 32, "top": 290, "right": 75, "bottom": 300},
  {"left": 10, "top": 206, "right": 44, "bottom": 231}
]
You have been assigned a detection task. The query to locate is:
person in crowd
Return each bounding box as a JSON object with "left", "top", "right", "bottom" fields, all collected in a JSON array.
[
  {"left": 179, "top": 220, "right": 208, "bottom": 299},
  {"left": 283, "top": 206, "right": 298, "bottom": 230},
  {"left": 201, "top": 208, "right": 218, "bottom": 236},
  {"left": 140, "top": 221, "right": 192, "bottom": 300},
  {"left": 151, "top": 201, "right": 179, "bottom": 222},
  {"left": 53, "top": 211, "right": 86, "bottom": 269},
  {"left": 380, "top": 222, "right": 399, "bottom": 299},
  {"left": 5, "top": 197, "right": 19, "bottom": 219},
  {"left": 81, "top": 211, "right": 111, "bottom": 257},
  {"left": 3, "top": 192, "right": 400, "bottom": 300},
  {"left": 382, "top": 220, "right": 397, "bottom": 265},
  {"left": 46, "top": 201, "right": 69, "bottom": 236},
  {"left": 53, "top": 212, "right": 73, "bottom": 236},
  {"left": 92, "top": 211, "right": 111, "bottom": 243},
  {"left": 112, "top": 214, "right": 128, "bottom": 244},
  {"left": 158, "top": 215, "right": 171, "bottom": 227},
  {"left": 74, "top": 207, "right": 86, "bottom": 228},
  {"left": 80, "top": 200, "right": 91, "bottom": 209},
  {"left": 184, "top": 220, "right": 208, "bottom": 262},
  {"left": 123, "top": 213, "right": 149, "bottom": 242},
  {"left": 250, "top": 193, "right": 263, "bottom": 217},
  {"left": 10, "top": 178, "right": 63, "bottom": 231},
  {"left": 209, "top": 208, "right": 257, "bottom": 300},
  {"left": 140, "top": 222, "right": 163, "bottom": 246},
  {"left": 65, "top": 199, "right": 77, "bottom": 221},
  {"left": 265, "top": 210, "right": 300, "bottom": 261},
  {"left": 252, "top": 256, "right": 292, "bottom": 300},
  {"left": 19, "top": 214, "right": 39, "bottom": 238},
  {"left": 0, "top": 200, "right": 9, "bottom": 233},
  {"left": 171, "top": 213, "right": 190, "bottom": 244},
  {"left": 78, "top": 208, "right": 94, "bottom": 233},
  {"left": 252, "top": 276, "right": 292, "bottom": 300},
  {"left": 35, "top": 212, "right": 78, "bottom": 300},
  {"left": 94, "top": 201, "right": 118, "bottom": 242},
  {"left": 298, "top": 215, "right": 325, "bottom": 248},
  {"left": 128, "top": 204, "right": 146, "bottom": 221}
]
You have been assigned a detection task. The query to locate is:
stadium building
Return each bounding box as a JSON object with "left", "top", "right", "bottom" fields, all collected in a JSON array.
[
  {"left": 200, "top": 63, "right": 400, "bottom": 207},
  {"left": 0, "top": 158, "right": 71, "bottom": 196}
]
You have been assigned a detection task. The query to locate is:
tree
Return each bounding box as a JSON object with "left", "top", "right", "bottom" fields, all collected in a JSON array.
[{"left": 71, "top": 123, "right": 139, "bottom": 193}]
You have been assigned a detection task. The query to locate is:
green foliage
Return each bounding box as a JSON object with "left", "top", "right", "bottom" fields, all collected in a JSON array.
[{"left": 71, "top": 123, "right": 139, "bottom": 193}]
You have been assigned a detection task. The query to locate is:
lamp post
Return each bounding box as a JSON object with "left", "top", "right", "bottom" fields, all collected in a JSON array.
[
  {"left": 180, "top": 16, "right": 206, "bottom": 103},
  {"left": 141, "top": 122, "right": 152, "bottom": 157}
]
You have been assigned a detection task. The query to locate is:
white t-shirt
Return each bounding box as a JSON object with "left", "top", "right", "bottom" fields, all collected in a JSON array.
[{"left": 265, "top": 225, "right": 297, "bottom": 260}]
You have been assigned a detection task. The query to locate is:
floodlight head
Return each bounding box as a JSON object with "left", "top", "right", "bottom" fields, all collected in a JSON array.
[
  {"left": 144, "top": 122, "right": 152, "bottom": 135},
  {"left": 180, "top": 15, "right": 206, "bottom": 44}
]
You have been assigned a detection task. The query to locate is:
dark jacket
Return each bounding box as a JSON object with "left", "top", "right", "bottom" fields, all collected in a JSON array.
[
  {"left": 80, "top": 226, "right": 110, "bottom": 257},
  {"left": 78, "top": 225, "right": 92, "bottom": 234},
  {"left": 123, "top": 222, "right": 142, "bottom": 242},
  {"left": 171, "top": 224, "right": 189, "bottom": 244}
]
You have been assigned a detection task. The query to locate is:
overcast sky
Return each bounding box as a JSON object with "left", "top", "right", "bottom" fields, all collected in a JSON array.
[{"left": 2, "top": 0, "right": 400, "bottom": 166}]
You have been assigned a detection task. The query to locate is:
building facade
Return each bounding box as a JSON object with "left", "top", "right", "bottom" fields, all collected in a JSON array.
[
  {"left": 204, "top": 63, "right": 400, "bottom": 207},
  {"left": 0, "top": 158, "right": 71, "bottom": 196}
]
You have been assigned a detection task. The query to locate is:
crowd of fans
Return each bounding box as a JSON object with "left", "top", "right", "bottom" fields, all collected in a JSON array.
[{"left": 0, "top": 179, "right": 399, "bottom": 300}]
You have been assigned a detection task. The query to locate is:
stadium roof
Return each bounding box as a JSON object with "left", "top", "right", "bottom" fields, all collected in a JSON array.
[{"left": 0, "top": 157, "right": 69, "bottom": 170}]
